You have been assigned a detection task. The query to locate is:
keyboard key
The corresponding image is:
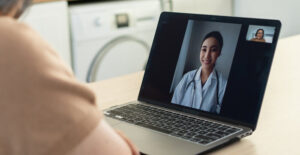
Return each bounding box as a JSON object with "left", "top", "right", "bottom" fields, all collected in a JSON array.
[
  {"left": 206, "top": 133, "right": 222, "bottom": 139},
  {"left": 216, "top": 131, "right": 228, "bottom": 136},
  {"left": 218, "top": 126, "right": 230, "bottom": 131},
  {"left": 197, "top": 131, "right": 208, "bottom": 135},
  {"left": 135, "top": 122, "right": 172, "bottom": 134},
  {"left": 207, "top": 128, "right": 217, "bottom": 132},
  {"left": 194, "top": 134, "right": 214, "bottom": 141}
]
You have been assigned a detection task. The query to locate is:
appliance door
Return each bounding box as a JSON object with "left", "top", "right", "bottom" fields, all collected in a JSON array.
[
  {"left": 69, "top": 0, "right": 160, "bottom": 82},
  {"left": 86, "top": 34, "right": 150, "bottom": 82}
]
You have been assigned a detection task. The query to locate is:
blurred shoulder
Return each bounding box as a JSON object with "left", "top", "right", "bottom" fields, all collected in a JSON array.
[
  {"left": 216, "top": 70, "right": 227, "bottom": 86},
  {"left": 0, "top": 17, "right": 67, "bottom": 75},
  {"left": 184, "top": 69, "right": 197, "bottom": 79},
  {"left": 0, "top": 17, "right": 47, "bottom": 49},
  {"left": 0, "top": 17, "right": 58, "bottom": 60},
  {"left": 0, "top": 17, "right": 37, "bottom": 39}
]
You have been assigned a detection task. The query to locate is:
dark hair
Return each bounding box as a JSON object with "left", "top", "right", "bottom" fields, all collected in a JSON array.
[
  {"left": 255, "top": 28, "right": 264, "bottom": 38},
  {"left": 0, "top": 0, "right": 32, "bottom": 18},
  {"left": 201, "top": 31, "right": 223, "bottom": 53}
]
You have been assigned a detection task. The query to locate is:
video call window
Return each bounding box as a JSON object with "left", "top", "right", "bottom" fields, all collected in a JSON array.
[
  {"left": 246, "top": 25, "right": 276, "bottom": 43},
  {"left": 169, "top": 20, "right": 242, "bottom": 114}
]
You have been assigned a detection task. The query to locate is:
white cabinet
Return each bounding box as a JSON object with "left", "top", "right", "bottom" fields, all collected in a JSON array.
[
  {"left": 20, "top": 1, "right": 72, "bottom": 67},
  {"left": 172, "top": 0, "right": 232, "bottom": 16}
]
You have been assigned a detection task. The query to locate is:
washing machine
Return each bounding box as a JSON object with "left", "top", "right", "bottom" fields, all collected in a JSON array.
[{"left": 69, "top": 0, "right": 161, "bottom": 82}]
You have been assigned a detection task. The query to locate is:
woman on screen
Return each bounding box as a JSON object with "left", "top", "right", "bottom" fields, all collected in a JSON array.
[
  {"left": 250, "top": 29, "right": 266, "bottom": 42},
  {"left": 171, "top": 31, "right": 227, "bottom": 114}
]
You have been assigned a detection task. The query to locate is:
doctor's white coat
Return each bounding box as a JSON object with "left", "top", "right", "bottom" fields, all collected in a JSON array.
[{"left": 171, "top": 67, "right": 227, "bottom": 114}]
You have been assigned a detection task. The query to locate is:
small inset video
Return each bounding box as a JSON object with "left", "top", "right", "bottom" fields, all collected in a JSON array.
[{"left": 246, "top": 25, "right": 276, "bottom": 43}]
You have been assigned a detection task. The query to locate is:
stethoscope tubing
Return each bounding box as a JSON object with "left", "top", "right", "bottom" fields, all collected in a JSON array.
[{"left": 185, "top": 68, "right": 219, "bottom": 109}]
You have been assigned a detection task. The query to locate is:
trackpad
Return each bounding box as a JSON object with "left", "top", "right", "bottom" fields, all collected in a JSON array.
[{"left": 114, "top": 123, "right": 204, "bottom": 155}]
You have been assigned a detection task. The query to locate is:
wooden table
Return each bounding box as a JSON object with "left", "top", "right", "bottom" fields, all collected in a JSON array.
[{"left": 89, "top": 34, "right": 300, "bottom": 155}]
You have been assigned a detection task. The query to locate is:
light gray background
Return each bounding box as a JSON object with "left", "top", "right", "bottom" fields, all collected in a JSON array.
[
  {"left": 170, "top": 20, "right": 242, "bottom": 92},
  {"left": 246, "top": 25, "right": 276, "bottom": 43}
]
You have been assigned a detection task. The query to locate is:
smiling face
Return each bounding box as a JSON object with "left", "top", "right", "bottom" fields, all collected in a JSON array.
[
  {"left": 256, "top": 29, "right": 264, "bottom": 39},
  {"left": 200, "top": 37, "right": 221, "bottom": 70}
]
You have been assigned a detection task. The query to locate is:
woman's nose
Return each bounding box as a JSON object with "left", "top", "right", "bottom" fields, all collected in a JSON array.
[{"left": 204, "top": 50, "right": 211, "bottom": 58}]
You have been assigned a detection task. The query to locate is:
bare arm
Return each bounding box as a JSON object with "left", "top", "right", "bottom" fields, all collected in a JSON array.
[{"left": 68, "top": 119, "right": 140, "bottom": 155}]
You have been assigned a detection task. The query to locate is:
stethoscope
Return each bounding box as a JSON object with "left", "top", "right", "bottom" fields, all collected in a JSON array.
[{"left": 186, "top": 68, "right": 220, "bottom": 109}]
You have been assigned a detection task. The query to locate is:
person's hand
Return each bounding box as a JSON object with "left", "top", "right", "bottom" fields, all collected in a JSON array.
[{"left": 115, "top": 130, "right": 140, "bottom": 155}]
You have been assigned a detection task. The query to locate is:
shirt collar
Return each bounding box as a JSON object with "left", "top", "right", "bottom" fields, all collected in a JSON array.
[{"left": 194, "top": 66, "right": 217, "bottom": 81}]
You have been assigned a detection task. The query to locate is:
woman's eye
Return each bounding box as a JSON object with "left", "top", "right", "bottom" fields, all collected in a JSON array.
[
  {"left": 211, "top": 48, "right": 218, "bottom": 52},
  {"left": 202, "top": 48, "right": 207, "bottom": 52}
]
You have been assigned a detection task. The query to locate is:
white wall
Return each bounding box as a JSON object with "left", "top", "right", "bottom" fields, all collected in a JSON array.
[
  {"left": 172, "top": 0, "right": 232, "bottom": 16},
  {"left": 234, "top": 0, "right": 300, "bottom": 38}
]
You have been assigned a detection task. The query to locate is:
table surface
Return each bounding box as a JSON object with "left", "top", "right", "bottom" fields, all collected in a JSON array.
[{"left": 88, "top": 34, "right": 300, "bottom": 155}]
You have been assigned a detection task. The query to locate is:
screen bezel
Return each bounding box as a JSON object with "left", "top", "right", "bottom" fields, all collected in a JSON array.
[{"left": 138, "top": 12, "right": 281, "bottom": 131}]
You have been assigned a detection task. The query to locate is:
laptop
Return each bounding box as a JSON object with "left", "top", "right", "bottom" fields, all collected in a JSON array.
[{"left": 104, "top": 12, "right": 281, "bottom": 155}]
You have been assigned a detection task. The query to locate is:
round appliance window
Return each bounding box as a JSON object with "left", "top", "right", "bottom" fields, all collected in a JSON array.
[{"left": 87, "top": 35, "right": 150, "bottom": 82}]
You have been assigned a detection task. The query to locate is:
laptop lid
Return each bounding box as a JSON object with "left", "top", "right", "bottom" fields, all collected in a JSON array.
[{"left": 138, "top": 12, "right": 281, "bottom": 131}]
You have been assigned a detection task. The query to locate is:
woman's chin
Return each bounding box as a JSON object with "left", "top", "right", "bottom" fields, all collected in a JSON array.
[{"left": 201, "top": 65, "right": 213, "bottom": 70}]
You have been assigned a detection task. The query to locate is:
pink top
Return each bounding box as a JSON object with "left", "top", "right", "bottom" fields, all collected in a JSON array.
[{"left": 0, "top": 17, "right": 137, "bottom": 155}]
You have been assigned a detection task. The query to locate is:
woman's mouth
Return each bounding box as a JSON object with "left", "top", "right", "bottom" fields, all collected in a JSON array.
[{"left": 202, "top": 59, "right": 211, "bottom": 64}]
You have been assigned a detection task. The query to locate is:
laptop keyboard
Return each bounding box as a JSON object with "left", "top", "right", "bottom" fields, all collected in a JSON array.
[{"left": 105, "top": 103, "right": 241, "bottom": 145}]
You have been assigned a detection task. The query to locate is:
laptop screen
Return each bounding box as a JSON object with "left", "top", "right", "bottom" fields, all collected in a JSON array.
[{"left": 138, "top": 12, "right": 281, "bottom": 129}]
